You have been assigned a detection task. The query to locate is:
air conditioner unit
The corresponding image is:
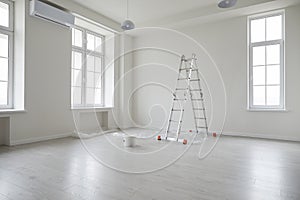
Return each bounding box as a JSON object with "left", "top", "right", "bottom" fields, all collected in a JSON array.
[{"left": 30, "top": 0, "right": 75, "bottom": 28}]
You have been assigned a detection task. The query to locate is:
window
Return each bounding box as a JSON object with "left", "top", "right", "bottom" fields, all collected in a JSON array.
[
  {"left": 0, "top": 0, "right": 13, "bottom": 109},
  {"left": 248, "top": 11, "right": 285, "bottom": 110},
  {"left": 71, "top": 26, "right": 104, "bottom": 108}
]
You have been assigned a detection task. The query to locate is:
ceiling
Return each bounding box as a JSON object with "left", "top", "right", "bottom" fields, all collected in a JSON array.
[
  {"left": 71, "top": 0, "right": 217, "bottom": 23},
  {"left": 70, "top": 0, "right": 300, "bottom": 27}
]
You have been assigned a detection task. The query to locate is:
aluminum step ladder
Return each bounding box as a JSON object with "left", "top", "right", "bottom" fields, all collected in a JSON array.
[{"left": 160, "top": 54, "right": 208, "bottom": 144}]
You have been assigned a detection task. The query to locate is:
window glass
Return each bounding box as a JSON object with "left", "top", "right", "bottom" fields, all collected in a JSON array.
[
  {"left": 86, "top": 72, "right": 94, "bottom": 88},
  {"left": 72, "top": 52, "right": 82, "bottom": 70},
  {"left": 266, "top": 65, "right": 280, "bottom": 85},
  {"left": 72, "top": 87, "right": 81, "bottom": 105},
  {"left": 86, "top": 88, "right": 95, "bottom": 104},
  {"left": 95, "top": 36, "right": 102, "bottom": 53},
  {"left": 266, "top": 15, "right": 282, "bottom": 41},
  {"left": 87, "top": 55, "right": 95, "bottom": 71},
  {"left": 95, "top": 57, "right": 102, "bottom": 72},
  {"left": 0, "top": 82, "right": 8, "bottom": 105},
  {"left": 87, "top": 33, "right": 95, "bottom": 51},
  {"left": 253, "top": 86, "right": 265, "bottom": 105},
  {"left": 72, "top": 29, "right": 83, "bottom": 47},
  {"left": 95, "top": 89, "right": 101, "bottom": 104},
  {"left": 266, "top": 44, "right": 280, "bottom": 65},
  {"left": 251, "top": 18, "right": 265, "bottom": 43},
  {"left": 72, "top": 69, "right": 82, "bottom": 87},
  {"left": 266, "top": 86, "right": 280, "bottom": 105},
  {"left": 253, "top": 66, "right": 265, "bottom": 85},
  {"left": 0, "top": 57, "right": 8, "bottom": 81},
  {"left": 253, "top": 46, "right": 265, "bottom": 66},
  {"left": 0, "top": 33, "right": 8, "bottom": 57},
  {"left": 95, "top": 73, "right": 101, "bottom": 89},
  {"left": 0, "top": 1, "right": 9, "bottom": 27}
]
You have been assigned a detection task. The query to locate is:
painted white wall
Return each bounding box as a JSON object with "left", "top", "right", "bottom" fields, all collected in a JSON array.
[
  {"left": 131, "top": 29, "right": 226, "bottom": 134},
  {"left": 131, "top": 5, "right": 300, "bottom": 141},
  {"left": 0, "top": 117, "right": 9, "bottom": 145},
  {"left": 0, "top": 0, "right": 130, "bottom": 145},
  {"left": 113, "top": 33, "right": 134, "bottom": 129}
]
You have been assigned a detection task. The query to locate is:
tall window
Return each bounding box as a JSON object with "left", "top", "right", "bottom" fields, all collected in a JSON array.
[
  {"left": 0, "top": 0, "right": 13, "bottom": 109},
  {"left": 248, "top": 11, "right": 285, "bottom": 110},
  {"left": 71, "top": 26, "right": 104, "bottom": 108}
]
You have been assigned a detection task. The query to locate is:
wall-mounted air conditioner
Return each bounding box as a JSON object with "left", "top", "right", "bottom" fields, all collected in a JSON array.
[{"left": 29, "top": 0, "right": 75, "bottom": 28}]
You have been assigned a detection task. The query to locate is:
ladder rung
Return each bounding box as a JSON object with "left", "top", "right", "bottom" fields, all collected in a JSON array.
[
  {"left": 174, "top": 98, "right": 187, "bottom": 101},
  {"left": 170, "top": 120, "right": 182, "bottom": 123},
  {"left": 191, "top": 99, "right": 203, "bottom": 101},
  {"left": 178, "top": 78, "right": 188, "bottom": 80},
  {"left": 190, "top": 79, "right": 200, "bottom": 81},
  {"left": 179, "top": 68, "right": 192, "bottom": 71},
  {"left": 193, "top": 108, "right": 205, "bottom": 110},
  {"left": 166, "top": 130, "right": 179, "bottom": 133},
  {"left": 175, "top": 88, "right": 188, "bottom": 91},
  {"left": 180, "top": 68, "right": 197, "bottom": 71},
  {"left": 195, "top": 117, "right": 206, "bottom": 120},
  {"left": 197, "top": 126, "right": 208, "bottom": 129},
  {"left": 172, "top": 109, "right": 183, "bottom": 111},
  {"left": 190, "top": 89, "right": 202, "bottom": 91}
]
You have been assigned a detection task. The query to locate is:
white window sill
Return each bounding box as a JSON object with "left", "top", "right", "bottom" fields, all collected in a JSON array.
[
  {"left": 71, "top": 107, "right": 113, "bottom": 112},
  {"left": 247, "top": 108, "right": 288, "bottom": 112},
  {"left": 0, "top": 109, "right": 27, "bottom": 114}
]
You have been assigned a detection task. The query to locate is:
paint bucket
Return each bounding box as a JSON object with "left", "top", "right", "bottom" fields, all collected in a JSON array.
[{"left": 123, "top": 136, "right": 136, "bottom": 147}]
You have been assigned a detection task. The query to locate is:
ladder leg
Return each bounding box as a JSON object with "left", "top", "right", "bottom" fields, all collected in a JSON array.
[
  {"left": 189, "top": 56, "right": 200, "bottom": 134},
  {"left": 165, "top": 56, "right": 185, "bottom": 139},
  {"left": 195, "top": 62, "right": 209, "bottom": 136}
]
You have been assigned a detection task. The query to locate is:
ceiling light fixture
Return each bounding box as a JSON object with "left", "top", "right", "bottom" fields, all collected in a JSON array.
[
  {"left": 121, "top": 0, "right": 135, "bottom": 30},
  {"left": 218, "top": 0, "right": 237, "bottom": 8}
]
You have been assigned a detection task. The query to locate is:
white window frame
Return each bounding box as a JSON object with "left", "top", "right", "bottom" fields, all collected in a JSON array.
[
  {"left": 0, "top": 0, "right": 14, "bottom": 109},
  {"left": 71, "top": 26, "right": 105, "bottom": 108},
  {"left": 248, "top": 10, "right": 285, "bottom": 110}
]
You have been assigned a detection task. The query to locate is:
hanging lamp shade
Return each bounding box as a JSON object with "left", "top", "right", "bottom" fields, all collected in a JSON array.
[
  {"left": 218, "top": 0, "right": 237, "bottom": 8},
  {"left": 121, "top": 0, "right": 135, "bottom": 30},
  {"left": 121, "top": 19, "right": 135, "bottom": 30}
]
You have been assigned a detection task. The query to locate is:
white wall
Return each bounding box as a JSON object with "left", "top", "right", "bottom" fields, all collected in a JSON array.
[
  {"left": 0, "top": 0, "right": 127, "bottom": 145},
  {"left": 0, "top": 117, "right": 9, "bottom": 145},
  {"left": 131, "top": 5, "right": 300, "bottom": 141}
]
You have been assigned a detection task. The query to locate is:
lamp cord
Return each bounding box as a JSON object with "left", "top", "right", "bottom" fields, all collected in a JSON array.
[{"left": 126, "top": 0, "right": 129, "bottom": 19}]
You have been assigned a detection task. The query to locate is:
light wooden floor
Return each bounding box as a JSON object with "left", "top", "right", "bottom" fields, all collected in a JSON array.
[{"left": 0, "top": 130, "right": 300, "bottom": 200}]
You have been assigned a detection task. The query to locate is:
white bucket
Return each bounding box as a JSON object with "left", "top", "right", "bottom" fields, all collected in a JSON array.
[{"left": 123, "top": 136, "right": 136, "bottom": 147}]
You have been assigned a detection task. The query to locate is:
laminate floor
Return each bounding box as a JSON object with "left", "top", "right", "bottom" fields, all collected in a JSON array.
[{"left": 0, "top": 129, "right": 300, "bottom": 200}]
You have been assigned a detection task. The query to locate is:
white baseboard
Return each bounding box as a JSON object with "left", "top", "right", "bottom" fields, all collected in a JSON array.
[
  {"left": 10, "top": 129, "right": 299, "bottom": 146},
  {"left": 222, "top": 131, "right": 300, "bottom": 142},
  {"left": 122, "top": 127, "right": 300, "bottom": 142},
  {"left": 72, "top": 129, "right": 120, "bottom": 139},
  {"left": 10, "top": 132, "right": 72, "bottom": 146}
]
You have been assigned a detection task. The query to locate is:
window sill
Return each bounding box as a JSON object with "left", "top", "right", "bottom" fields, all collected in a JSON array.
[
  {"left": 0, "top": 109, "right": 27, "bottom": 114},
  {"left": 71, "top": 106, "right": 113, "bottom": 112},
  {"left": 247, "top": 108, "right": 288, "bottom": 112}
]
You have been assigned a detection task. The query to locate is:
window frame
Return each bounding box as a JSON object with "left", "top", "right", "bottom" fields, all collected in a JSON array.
[
  {"left": 247, "top": 10, "right": 285, "bottom": 110},
  {"left": 71, "top": 25, "right": 105, "bottom": 108},
  {"left": 0, "top": 0, "right": 14, "bottom": 109}
]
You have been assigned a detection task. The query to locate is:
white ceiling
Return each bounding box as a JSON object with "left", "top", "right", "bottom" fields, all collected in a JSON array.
[
  {"left": 71, "top": 0, "right": 217, "bottom": 24},
  {"left": 70, "top": 0, "right": 300, "bottom": 27}
]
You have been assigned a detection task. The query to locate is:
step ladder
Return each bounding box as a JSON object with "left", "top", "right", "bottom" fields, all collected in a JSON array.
[{"left": 160, "top": 54, "right": 208, "bottom": 144}]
